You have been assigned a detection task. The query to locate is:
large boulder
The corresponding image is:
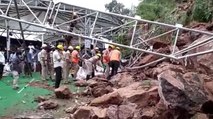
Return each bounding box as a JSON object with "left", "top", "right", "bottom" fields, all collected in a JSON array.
[
  {"left": 110, "top": 72, "right": 135, "bottom": 88},
  {"left": 195, "top": 35, "right": 213, "bottom": 74},
  {"left": 72, "top": 106, "right": 107, "bottom": 119},
  {"left": 158, "top": 70, "right": 208, "bottom": 112},
  {"left": 118, "top": 103, "right": 137, "bottom": 119},
  {"left": 152, "top": 62, "right": 185, "bottom": 78},
  {"left": 106, "top": 105, "right": 118, "bottom": 119},
  {"left": 106, "top": 103, "right": 137, "bottom": 119},
  {"left": 89, "top": 79, "right": 113, "bottom": 97},
  {"left": 54, "top": 86, "right": 72, "bottom": 99},
  {"left": 91, "top": 80, "right": 159, "bottom": 108},
  {"left": 141, "top": 109, "right": 155, "bottom": 119},
  {"left": 117, "top": 81, "right": 159, "bottom": 108},
  {"left": 137, "top": 47, "right": 170, "bottom": 66},
  {"left": 90, "top": 92, "right": 123, "bottom": 106}
]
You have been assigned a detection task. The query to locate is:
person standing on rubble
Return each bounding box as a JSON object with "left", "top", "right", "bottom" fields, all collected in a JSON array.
[
  {"left": 108, "top": 46, "right": 121, "bottom": 80},
  {"left": 40, "top": 44, "right": 48, "bottom": 80},
  {"left": 53, "top": 44, "right": 64, "bottom": 88},
  {"left": 71, "top": 46, "right": 81, "bottom": 80},
  {"left": 103, "top": 45, "right": 114, "bottom": 79},
  {"left": 84, "top": 53, "right": 102, "bottom": 80}
]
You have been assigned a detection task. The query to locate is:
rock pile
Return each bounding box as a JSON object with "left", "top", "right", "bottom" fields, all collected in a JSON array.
[{"left": 70, "top": 61, "right": 213, "bottom": 119}]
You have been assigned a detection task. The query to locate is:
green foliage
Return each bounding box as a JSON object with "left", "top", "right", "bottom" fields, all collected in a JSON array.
[
  {"left": 192, "top": 0, "right": 213, "bottom": 22},
  {"left": 136, "top": 0, "right": 176, "bottom": 21},
  {"left": 136, "top": 0, "right": 213, "bottom": 25},
  {"left": 105, "top": 0, "right": 134, "bottom": 16}
]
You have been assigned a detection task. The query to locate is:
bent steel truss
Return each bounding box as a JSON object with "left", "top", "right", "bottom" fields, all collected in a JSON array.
[{"left": 0, "top": 0, "right": 213, "bottom": 65}]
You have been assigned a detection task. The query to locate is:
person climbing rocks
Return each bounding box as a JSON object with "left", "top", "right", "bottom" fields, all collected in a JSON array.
[{"left": 108, "top": 46, "right": 121, "bottom": 80}]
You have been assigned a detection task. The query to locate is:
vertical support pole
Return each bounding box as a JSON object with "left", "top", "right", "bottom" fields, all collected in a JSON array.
[
  {"left": 52, "top": 3, "right": 61, "bottom": 27},
  {"left": 130, "top": 20, "right": 137, "bottom": 46},
  {"left": 84, "top": 10, "right": 87, "bottom": 55},
  {"left": 5, "top": 0, "right": 12, "bottom": 15},
  {"left": 90, "top": 12, "right": 99, "bottom": 44},
  {"left": 6, "top": 20, "right": 10, "bottom": 60},
  {"left": 21, "top": 0, "right": 42, "bottom": 24},
  {"left": 172, "top": 29, "right": 180, "bottom": 54},
  {"left": 13, "top": 0, "right": 25, "bottom": 41},
  {"left": 43, "top": 0, "right": 52, "bottom": 24},
  {"left": 14, "top": 0, "right": 32, "bottom": 77},
  {"left": 49, "top": 3, "right": 55, "bottom": 20}
]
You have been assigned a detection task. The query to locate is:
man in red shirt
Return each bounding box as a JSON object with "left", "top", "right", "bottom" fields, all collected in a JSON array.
[{"left": 71, "top": 46, "right": 81, "bottom": 80}]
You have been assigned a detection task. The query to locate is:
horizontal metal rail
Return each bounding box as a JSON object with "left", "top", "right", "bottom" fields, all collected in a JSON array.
[{"left": 0, "top": 14, "right": 177, "bottom": 59}]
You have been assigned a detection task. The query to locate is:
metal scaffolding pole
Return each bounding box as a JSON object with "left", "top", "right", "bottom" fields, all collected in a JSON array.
[
  {"left": 130, "top": 20, "right": 138, "bottom": 46},
  {"left": 5, "top": 0, "right": 12, "bottom": 15},
  {"left": 175, "top": 36, "right": 213, "bottom": 56},
  {"left": 172, "top": 29, "right": 180, "bottom": 54},
  {"left": 177, "top": 49, "right": 213, "bottom": 59},
  {"left": 56, "top": 12, "right": 97, "bottom": 27},
  {"left": 127, "top": 57, "right": 167, "bottom": 70},
  {"left": 13, "top": 0, "right": 25, "bottom": 41},
  {"left": 90, "top": 12, "right": 99, "bottom": 44},
  {"left": 6, "top": 20, "right": 10, "bottom": 60},
  {"left": 133, "top": 28, "right": 177, "bottom": 47},
  {"left": 43, "top": 0, "right": 52, "bottom": 24},
  {"left": 52, "top": 3, "right": 61, "bottom": 27},
  {"left": 0, "top": 14, "right": 177, "bottom": 59},
  {"left": 13, "top": 0, "right": 32, "bottom": 77},
  {"left": 21, "top": 0, "right": 42, "bottom": 24},
  {"left": 95, "top": 20, "right": 136, "bottom": 36},
  {"left": 59, "top": 2, "right": 213, "bottom": 36}
]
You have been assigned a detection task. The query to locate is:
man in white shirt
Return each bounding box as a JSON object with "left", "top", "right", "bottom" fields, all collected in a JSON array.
[
  {"left": 0, "top": 49, "right": 5, "bottom": 79},
  {"left": 53, "top": 44, "right": 63, "bottom": 88}
]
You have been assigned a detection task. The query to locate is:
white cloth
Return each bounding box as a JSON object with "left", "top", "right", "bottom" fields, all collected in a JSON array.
[
  {"left": 28, "top": 45, "right": 35, "bottom": 54},
  {"left": 76, "top": 67, "right": 87, "bottom": 80},
  {"left": 53, "top": 50, "right": 63, "bottom": 68},
  {"left": 37, "top": 51, "right": 41, "bottom": 62},
  {"left": 0, "top": 51, "right": 5, "bottom": 65}
]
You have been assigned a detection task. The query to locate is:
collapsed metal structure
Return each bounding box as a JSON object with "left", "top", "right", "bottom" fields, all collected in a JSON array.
[{"left": 0, "top": 0, "right": 213, "bottom": 68}]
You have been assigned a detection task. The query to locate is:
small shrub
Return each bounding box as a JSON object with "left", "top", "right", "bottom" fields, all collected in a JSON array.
[{"left": 192, "top": 0, "right": 213, "bottom": 22}]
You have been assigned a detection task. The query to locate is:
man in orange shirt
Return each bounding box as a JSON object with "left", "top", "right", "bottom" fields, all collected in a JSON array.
[
  {"left": 102, "top": 45, "right": 114, "bottom": 79},
  {"left": 71, "top": 46, "right": 81, "bottom": 80},
  {"left": 108, "top": 46, "right": 121, "bottom": 80}
]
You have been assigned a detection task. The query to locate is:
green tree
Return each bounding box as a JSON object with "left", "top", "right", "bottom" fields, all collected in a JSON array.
[
  {"left": 105, "top": 0, "right": 134, "bottom": 16},
  {"left": 136, "top": 0, "right": 175, "bottom": 21}
]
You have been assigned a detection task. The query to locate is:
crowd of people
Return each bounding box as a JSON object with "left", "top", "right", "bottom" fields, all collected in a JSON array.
[{"left": 0, "top": 43, "right": 122, "bottom": 89}]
